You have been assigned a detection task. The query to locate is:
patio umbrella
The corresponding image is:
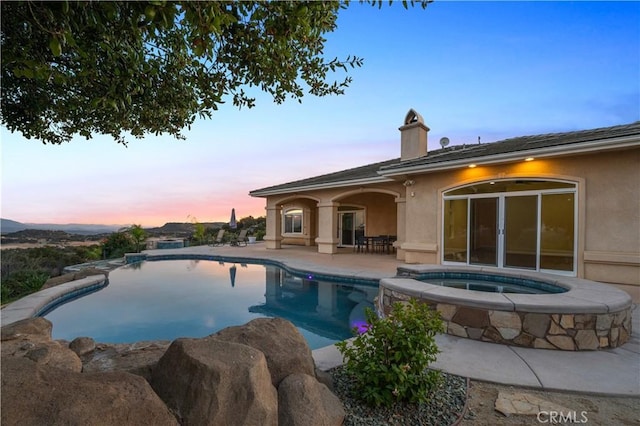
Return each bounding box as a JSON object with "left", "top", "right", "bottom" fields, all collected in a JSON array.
[
  {"left": 229, "top": 265, "right": 237, "bottom": 287},
  {"left": 229, "top": 208, "right": 237, "bottom": 230}
]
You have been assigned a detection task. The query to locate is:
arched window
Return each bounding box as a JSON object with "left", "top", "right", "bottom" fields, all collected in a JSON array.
[
  {"left": 442, "top": 179, "right": 577, "bottom": 275},
  {"left": 284, "top": 208, "right": 303, "bottom": 234}
]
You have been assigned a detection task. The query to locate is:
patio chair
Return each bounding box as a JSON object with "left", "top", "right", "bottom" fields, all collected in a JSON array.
[
  {"left": 209, "top": 229, "right": 225, "bottom": 247},
  {"left": 230, "top": 229, "right": 248, "bottom": 247},
  {"left": 355, "top": 235, "right": 367, "bottom": 253}
]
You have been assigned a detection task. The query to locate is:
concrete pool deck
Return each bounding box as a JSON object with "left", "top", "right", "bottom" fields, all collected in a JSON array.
[{"left": 3, "top": 242, "right": 638, "bottom": 396}]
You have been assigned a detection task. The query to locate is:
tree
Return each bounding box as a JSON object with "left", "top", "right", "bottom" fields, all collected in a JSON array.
[
  {"left": 101, "top": 231, "right": 135, "bottom": 258},
  {"left": 128, "top": 224, "right": 147, "bottom": 253},
  {"left": 1, "top": 1, "right": 431, "bottom": 145},
  {"left": 187, "top": 215, "right": 206, "bottom": 246}
]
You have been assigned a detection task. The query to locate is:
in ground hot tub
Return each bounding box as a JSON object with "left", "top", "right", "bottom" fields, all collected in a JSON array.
[
  {"left": 378, "top": 265, "right": 632, "bottom": 350},
  {"left": 156, "top": 239, "right": 185, "bottom": 249}
]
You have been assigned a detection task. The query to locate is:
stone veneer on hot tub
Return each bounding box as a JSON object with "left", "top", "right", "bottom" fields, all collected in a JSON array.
[{"left": 378, "top": 265, "right": 633, "bottom": 350}]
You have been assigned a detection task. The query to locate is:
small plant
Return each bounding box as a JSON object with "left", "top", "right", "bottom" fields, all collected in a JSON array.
[{"left": 335, "top": 299, "right": 444, "bottom": 407}]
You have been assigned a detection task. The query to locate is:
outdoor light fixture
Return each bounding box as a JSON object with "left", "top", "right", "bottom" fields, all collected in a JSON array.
[
  {"left": 468, "top": 164, "right": 477, "bottom": 168},
  {"left": 525, "top": 157, "right": 535, "bottom": 162}
]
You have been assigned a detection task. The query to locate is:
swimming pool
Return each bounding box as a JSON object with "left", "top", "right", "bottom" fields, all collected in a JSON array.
[{"left": 41, "top": 260, "right": 377, "bottom": 350}]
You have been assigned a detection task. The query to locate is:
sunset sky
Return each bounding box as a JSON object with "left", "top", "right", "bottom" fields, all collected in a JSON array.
[{"left": 2, "top": 1, "right": 639, "bottom": 227}]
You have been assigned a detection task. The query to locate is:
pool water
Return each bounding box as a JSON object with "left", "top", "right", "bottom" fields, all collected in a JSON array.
[
  {"left": 421, "top": 276, "right": 566, "bottom": 294},
  {"left": 42, "top": 260, "right": 377, "bottom": 350}
]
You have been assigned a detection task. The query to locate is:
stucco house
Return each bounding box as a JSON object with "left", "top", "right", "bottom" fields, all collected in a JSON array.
[{"left": 250, "top": 110, "right": 640, "bottom": 294}]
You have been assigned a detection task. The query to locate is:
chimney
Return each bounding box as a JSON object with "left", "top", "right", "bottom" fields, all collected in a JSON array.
[{"left": 399, "top": 109, "right": 429, "bottom": 161}]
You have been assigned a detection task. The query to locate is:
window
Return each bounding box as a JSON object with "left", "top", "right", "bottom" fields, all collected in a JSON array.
[{"left": 284, "top": 209, "right": 303, "bottom": 234}]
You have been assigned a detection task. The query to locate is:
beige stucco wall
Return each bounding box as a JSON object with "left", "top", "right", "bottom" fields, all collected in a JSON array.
[
  {"left": 340, "top": 192, "right": 397, "bottom": 236},
  {"left": 402, "top": 147, "right": 640, "bottom": 286}
]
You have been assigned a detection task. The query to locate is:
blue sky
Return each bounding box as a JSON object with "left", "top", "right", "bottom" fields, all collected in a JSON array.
[{"left": 2, "top": 1, "right": 639, "bottom": 227}]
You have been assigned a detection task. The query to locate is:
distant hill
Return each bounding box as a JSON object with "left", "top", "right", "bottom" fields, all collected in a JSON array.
[
  {"left": 0, "top": 219, "right": 25, "bottom": 234},
  {"left": 145, "top": 222, "right": 226, "bottom": 237},
  {"left": 1, "top": 218, "right": 122, "bottom": 235},
  {"left": 1, "top": 218, "right": 228, "bottom": 238}
]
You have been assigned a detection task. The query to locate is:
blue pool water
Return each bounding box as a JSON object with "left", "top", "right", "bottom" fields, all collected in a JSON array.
[
  {"left": 419, "top": 272, "right": 566, "bottom": 294},
  {"left": 42, "top": 260, "right": 377, "bottom": 350}
]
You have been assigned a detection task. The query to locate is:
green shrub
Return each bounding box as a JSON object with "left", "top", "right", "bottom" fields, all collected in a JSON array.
[
  {"left": 335, "top": 299, "right": 444, "bottom": 407},
  {"left": 1, "top": 270, "right": 49, "bottom": 304},
  {"left": 101, "top": 232, "right": 135, "bottom": 258},
  {"left": 0, "top": 245, "right": 103, "bottom": 304}
]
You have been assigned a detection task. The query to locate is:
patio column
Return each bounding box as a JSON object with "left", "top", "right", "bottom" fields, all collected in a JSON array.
[
  {"left": 395, "top": 196, "right": 406, "bottom": 259},
  {"left": 316, "top": 201, "right": 339, "bottom": 254},
  {"left": 264, "top": 205, "right": 282, "bottom": 249}
]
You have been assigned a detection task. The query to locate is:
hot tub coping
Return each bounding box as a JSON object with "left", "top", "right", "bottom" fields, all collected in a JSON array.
[{"left": 387, "top": 265, "right": 632, "bottom": 315}]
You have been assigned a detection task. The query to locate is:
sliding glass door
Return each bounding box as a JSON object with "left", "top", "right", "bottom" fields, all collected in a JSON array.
[
  {"left": 470, "top": 198, "right": 498, "bottom": 266},
  {"left": 442, "top": 180, "right": 576, "bottom": 275},
  {"left": 338, "top": 210, "right": 365, "bottom": 247},
  {"left": 504, "top": 195, "right": 538, "bottom": 269}
]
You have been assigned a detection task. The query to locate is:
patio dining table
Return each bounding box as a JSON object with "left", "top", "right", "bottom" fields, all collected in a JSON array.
[{"left": 356, "top": 235, "right": 397, "bottom": 254}]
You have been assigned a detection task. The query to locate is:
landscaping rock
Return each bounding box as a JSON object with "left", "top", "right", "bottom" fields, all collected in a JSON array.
[
  {"left": 69, "top": 336, "right": 96, "bottom": 356},
  {"left": 1, "top": 357, "right": 177, "bottom": 426},
  {"left": 23, "top": 341, "right": 83, "bottom": 372},
  {"left": 213, "top": 317, "right": 316, "bottom": 386},
  {"left": 315, "top": 367, "right": 335, "bottom": 392},
  {"left": 495, "top": 390, "right": 572, "bottom": 417},
  {"left": 1, "top": 318, "right": 82, "bottom": 372},
  {"left": 151, "top": 336, "right": 278, "bottom": 426},
  {"left": 278, "top": 373, "right": 346, "bottom": 426},
  {"left": 1, "top": 317, "right": 346, "bottom": 425},
  {"left": 1, "top": 317, "right": 52, "bottom": 341},
  {"left": 81, "top": 340, "right": 171, "bottom": 381}
]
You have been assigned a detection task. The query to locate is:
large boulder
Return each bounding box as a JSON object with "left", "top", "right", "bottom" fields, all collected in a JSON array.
[
  {"left": 213, "top": 317, "right": 315, "bottom": 387},
  {"left": 1, "top": 317, "right": 82, "bottom": 372},
  {"left": 81, "top": 340, "right": 171, "bottom": 381},
  {"left": 1, "top": 357, "right": 178, "bottom": 426},
  {"left": 151, "top": 336, "right": 278, "bottom": 426},
  {"left": 69, "top": 336, "right": 96, "bottom": 356},
  {"left": 1, "top": 317, "right": 52, "bottom": 340},
  {"left": 278, "top": 373, "right": 346, "bottom": 426}
]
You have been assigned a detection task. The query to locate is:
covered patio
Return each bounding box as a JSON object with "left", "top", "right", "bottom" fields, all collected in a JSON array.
[{"left": 259, "top": 188, "right": 403, "bottom": 255}]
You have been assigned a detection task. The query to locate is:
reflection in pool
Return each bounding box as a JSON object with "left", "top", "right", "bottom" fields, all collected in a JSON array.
[
  {"left": 42, "top": 260, "right": 377, "bottom": 350},
  {"left": 417, "top": 271, "right": 567, "bottom": 294},
  {"left": 421, "top": 278, "right": 563, "bottom": 294}
]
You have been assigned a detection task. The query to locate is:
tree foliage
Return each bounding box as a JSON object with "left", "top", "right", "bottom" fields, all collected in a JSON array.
[
  {"left": 101, "top": 231, "right": 136, "bottom": 258},
  {"left": 1, "top": 1, "right": 430, "bottom": 145},
  {"left": 127, "top": 224, "right": 147, "bottom": 252},
  {"left": 1, "top": 245, "right": 102, "bottom": 303}
]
